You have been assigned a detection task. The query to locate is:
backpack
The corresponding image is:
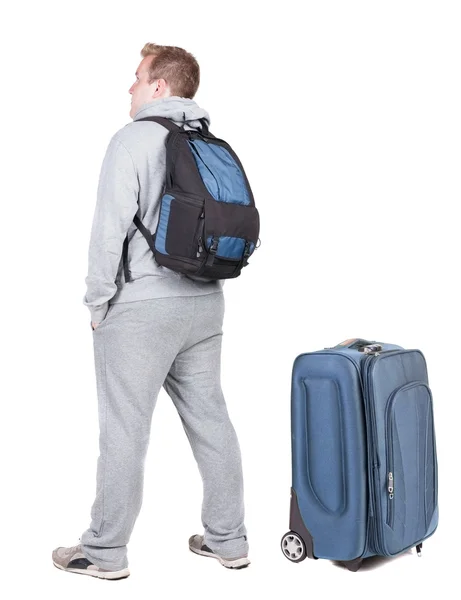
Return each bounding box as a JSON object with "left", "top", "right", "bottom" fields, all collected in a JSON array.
[{"left": 122, "top": 115, "right": 260, "bottom": 283}]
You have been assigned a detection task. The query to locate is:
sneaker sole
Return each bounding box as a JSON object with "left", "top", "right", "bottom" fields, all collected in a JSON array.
[
  {"left": 188, "top": 545, "right": 250, "bottom": 569},
  {"left": 53, "top": 560, "right": 130, "bottom": 580}
]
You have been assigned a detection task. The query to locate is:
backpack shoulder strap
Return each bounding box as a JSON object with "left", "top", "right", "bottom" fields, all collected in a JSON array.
[
  {"left": 136, "top": 115, "right": 209, "bottom": 134},
  {"left": 135, "top": 116, "right": 181, "bottom": 132}
]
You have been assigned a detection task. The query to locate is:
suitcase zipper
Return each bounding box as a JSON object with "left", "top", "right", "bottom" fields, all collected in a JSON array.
[
  {"left": 362, "top": 354, "right": 383, "bottom": 554},
  {"left": 386, "top": 392, "right": 397, "bottom": 529},
  {"left": 387, "top": 471, "right": 394, "bottom": 527}
]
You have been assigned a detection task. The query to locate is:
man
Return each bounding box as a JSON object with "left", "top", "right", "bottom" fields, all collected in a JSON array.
[{"left": 52, "top": 43, "right": 249, "bottom": 580}]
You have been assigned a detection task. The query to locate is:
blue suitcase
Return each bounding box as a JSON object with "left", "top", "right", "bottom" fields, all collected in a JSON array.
[{"left": 282, "top": 338, "right": 439, "bottom": 571}]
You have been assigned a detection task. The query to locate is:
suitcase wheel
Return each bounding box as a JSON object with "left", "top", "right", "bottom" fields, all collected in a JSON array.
[{"left": 281, "top": 531, "right": 307, "bottom": 563}]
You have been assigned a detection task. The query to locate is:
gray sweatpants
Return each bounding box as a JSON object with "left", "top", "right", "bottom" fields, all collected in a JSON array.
[{"left": 80, "top": 291, "right": 248, "bottom": 570}]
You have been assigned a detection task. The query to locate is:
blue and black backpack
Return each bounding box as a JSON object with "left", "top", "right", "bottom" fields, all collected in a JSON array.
[{"left": 122, "top": 115, "right": 260, "bottom": 282}]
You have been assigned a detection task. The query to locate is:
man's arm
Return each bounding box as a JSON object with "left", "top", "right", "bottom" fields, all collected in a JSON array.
[{"left": 83, "top": 134, "right": 139, "bottom": 324}]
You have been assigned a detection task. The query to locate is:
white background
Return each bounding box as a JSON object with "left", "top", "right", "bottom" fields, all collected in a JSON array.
[{"left": 1, "top": 0, "right": 460, "bottom": 598}]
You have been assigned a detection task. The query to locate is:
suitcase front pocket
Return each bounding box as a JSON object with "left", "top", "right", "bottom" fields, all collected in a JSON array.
[{"left": 384, "top": 382, "right": 437, "bottom": 550}]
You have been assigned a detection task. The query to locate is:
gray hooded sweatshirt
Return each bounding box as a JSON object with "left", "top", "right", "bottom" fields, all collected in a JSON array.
[{"left": 83, "top": 96, "right": 223, "bottom": 324}]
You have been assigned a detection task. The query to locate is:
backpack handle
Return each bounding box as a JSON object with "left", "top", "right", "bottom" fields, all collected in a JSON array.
[
  {"left": 198, "top": 118, "right": 209, "bottom": 134},
  {"left": 180, "top": 114, "right": 209, "bottom": 135}
]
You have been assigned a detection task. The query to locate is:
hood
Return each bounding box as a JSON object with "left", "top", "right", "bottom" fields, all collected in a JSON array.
[{"left": 132, "top": 96, "right": 210, "bottom": 129}]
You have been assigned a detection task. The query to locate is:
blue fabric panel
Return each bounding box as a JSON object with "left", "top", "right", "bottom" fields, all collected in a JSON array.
[
  {"left": 188, "top": 140, "right": 250, "bottom": 205},
  {"left": 291, "top": 353, "right": 368, "bottom": 560},
  {"left": 366, "top": 350, "right": 438, "bottom": 556},
  {"left": 206, "top": 236, "right": 255, "bottom": 259},
  {"left": 154, "top": 194, "right": 174, "bottom": 255},
  {"left": 302, "top": 377, "right": 345, "bottom": 514},
  {"left": 383, "top": 383, "right": 436, "bottom": 555}
]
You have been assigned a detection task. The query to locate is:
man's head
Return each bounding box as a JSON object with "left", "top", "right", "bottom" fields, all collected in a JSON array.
[{"left": 129, "top": 43, "right": 201, "bottom": 119}]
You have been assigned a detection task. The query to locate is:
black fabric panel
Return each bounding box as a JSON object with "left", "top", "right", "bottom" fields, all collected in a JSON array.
[
  {"left": 202, "top": 196, "right": 260, "bottom": 242},
  {"left": 154, "top": 249, "right": 244, "bottom": 280},
  {"left": 167, "top": 133, "right": 209, "bottom": 197},
  {"left": 165, "top": 197, "right": 203, "bottom": 259}
]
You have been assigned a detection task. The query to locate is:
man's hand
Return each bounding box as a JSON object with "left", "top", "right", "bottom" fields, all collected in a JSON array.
[{"left": 91, "top": 321, "right": 99, "bottom": 330}]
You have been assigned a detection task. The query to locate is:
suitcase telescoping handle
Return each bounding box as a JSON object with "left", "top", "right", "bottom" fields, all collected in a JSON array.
[{"left": 325, "top": 338, "right": 383, "bottom": 353}]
